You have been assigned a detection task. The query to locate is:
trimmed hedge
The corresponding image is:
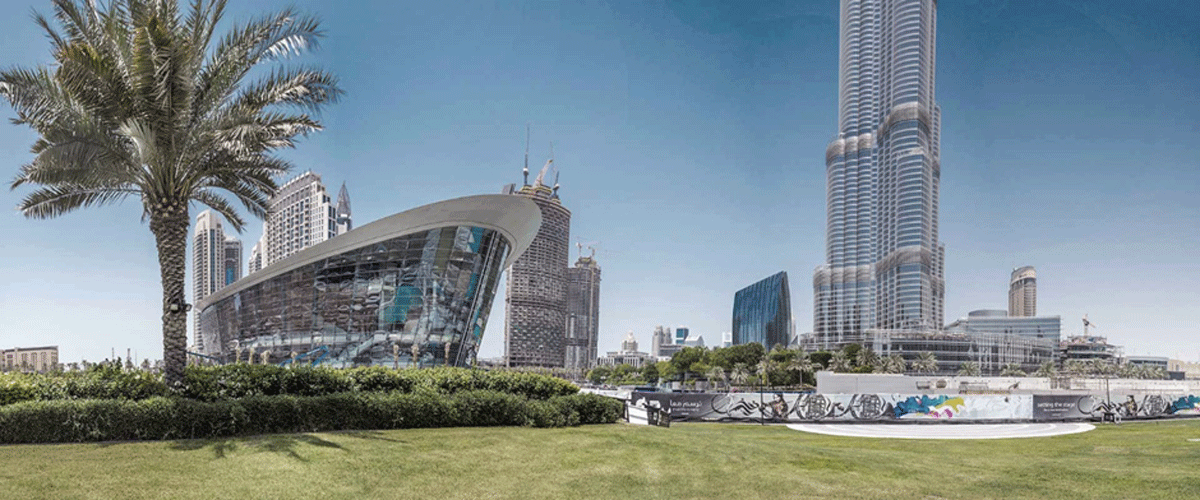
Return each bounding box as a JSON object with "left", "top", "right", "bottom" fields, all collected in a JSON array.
[
  {"left": 0, "top": 365, "right": 580, "bottom": 406},
  {"left": 0, "top": 391, "right": 624, "bottom": 444},
  {"left": 1, "top": 369, "right": 168, "bottom": 405}
]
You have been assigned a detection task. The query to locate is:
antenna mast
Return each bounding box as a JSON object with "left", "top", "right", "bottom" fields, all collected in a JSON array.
[{"left": 522, "top": 124, "right": 530, "bottom": 186}]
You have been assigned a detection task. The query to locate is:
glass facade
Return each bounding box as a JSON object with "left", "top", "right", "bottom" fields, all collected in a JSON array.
[
  {"left": 872, "top": 330, "right": 1056, "bottom": 376},
  {"left": 198, "top": 225, "right": 512, "bottom": 367},
  {"left": 944, "top": 310, "right": 1061, "bottom": 346},
  {"left": 815, "top": 0, "right": 944, "bottom": 346},
  {"left": 732, "top": 272, "right": 792, "bottom": 349}
]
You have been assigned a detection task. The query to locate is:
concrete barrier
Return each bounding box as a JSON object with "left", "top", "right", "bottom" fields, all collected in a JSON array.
[{"left": 626, "top": 391, "right": 1200, "bottom": 423}]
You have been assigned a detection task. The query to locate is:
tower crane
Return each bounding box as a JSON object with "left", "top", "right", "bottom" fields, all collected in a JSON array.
[{"left": 576, "top": 241, "right": 599, "bottom": 259}]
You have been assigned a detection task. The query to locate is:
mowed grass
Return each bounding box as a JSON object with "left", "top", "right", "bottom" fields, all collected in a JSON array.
[{"left": 2, "top": 420, "right": 1199, "bottom": 500}]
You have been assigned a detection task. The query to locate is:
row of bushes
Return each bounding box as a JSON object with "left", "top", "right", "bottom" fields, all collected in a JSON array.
[
  {"left": 0, "top": 365, "right": 580, "bottom": 405},
  {"left": 0, "top": 390, "right": 624, "bottom": 444}
]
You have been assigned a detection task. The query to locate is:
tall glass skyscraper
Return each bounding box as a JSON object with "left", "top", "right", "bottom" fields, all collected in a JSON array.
[
  {"left": 814, "top": 0, "right": 944, "bottom": 346},
  {"left": 732, "top": 272, "right": 792, "bottom": 349}
]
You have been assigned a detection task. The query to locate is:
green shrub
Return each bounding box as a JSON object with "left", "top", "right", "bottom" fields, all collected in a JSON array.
[
  {"left": 179, "top": 365, "right": 576, "bottom": 401},
  {"left": 451, "top": 390, "right": 529, "bottom": 427},
  {"left": 549, "top": 393, "right": 624, "bottom": 424},
  {"left": 473, "top": 370, "right": 579, "bottom": 399},
  {"left": 0, "top": 390, "right": 618, "bottom": 444},
  {"left": 1, "top": 368, "right": 168, "bottom": 407},
  {"left": 41, "top": 369, "right": 169, "bottom": 401},
  {"left": 3, "top": 365, "right": 580, "bottom": 409},
  {"left": 346, "top": 366, "right": 417, "bottom": 393},
  {"left": 178, "top": 365, "right": 353, "bottom": 401},
  {"left": 0, "top": 373, "right": 37, "bottom": 406}
]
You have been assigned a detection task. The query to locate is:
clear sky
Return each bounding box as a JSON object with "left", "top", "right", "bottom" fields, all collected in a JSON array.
[{"left": 1, "top": 0, "right": 1197, "bottom": 365}]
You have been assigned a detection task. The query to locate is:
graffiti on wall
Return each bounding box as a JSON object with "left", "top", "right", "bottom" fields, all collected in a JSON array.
[{"left": 628, "top": 392, "right": 1200, "bottom": 423}]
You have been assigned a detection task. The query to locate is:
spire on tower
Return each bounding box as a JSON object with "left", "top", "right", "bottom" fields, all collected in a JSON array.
[{"left": 335, "top": 182, "right": 353, "bottom": 234}]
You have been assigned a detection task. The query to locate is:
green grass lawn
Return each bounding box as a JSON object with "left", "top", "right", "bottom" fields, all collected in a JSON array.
[{"left": 2, "top": 420, "right": 1198, "bottom": 500}]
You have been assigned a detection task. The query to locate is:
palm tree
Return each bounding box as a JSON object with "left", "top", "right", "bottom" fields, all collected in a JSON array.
[
  {"left": 913, "top": 352, "right": 938, "bottom": 374},
  {"left": 787, "top": 355, "right": 815, "bottom": 386},
  {"left": 706, "top": 366, "right": 727, "bottom": 392},
  {"left": 730, "top": 364, "right": 750, "bottom": 388},
  {"left": 856, "top": 347, "right": 878, "bottom": 369},
  {"left": 999, "top": 363, "right": 1026, "bottom": 377},
  {"left": 1, "top": 0, "right": 342, "bottom": 386},
  {"left": 1034, "top": 361, "right": 1057, "bottom": 378},
  {"left": 957, "top": 361, "right": 980, "bottom": 377},
  {"left": 883, "top": 354, "right": 907, "bottom": 374},
  {"left": 829, "top": 351, "right": 851, "bottom": 372},
  {"left": 755, "top": 360, "right": 771, "bottom": 388}
]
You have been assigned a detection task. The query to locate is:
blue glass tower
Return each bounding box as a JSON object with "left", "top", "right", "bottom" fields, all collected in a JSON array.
[
  {"left": 814, "top": 0, "right": 945, "bottom": 347},
  {"left": 732, "top": 272, "right": 792, "bottom": 349}
]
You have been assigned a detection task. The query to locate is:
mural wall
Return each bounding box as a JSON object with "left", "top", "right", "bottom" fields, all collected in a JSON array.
[{"left": 629, "top": 392, "right": 1200, "bottom": 423}]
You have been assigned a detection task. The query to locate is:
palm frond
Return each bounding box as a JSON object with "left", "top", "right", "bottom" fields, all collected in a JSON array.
[
  {"left": 192, "top": 7, "right": 325, "bottom": 123},
  {"left": 30, "top": 9, "right": 68, "bottom": 52},
  {"left": 234, "top": 67, "right": 342, "bottom": 113},
  {"left": 191, "top": 188, "right": 245, "bottom": 230},
  {"left": 17, "top": 183, "right": 137, "bottom": 219}
]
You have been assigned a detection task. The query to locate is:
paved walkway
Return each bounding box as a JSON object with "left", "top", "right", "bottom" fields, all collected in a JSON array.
[{"left": 786, "top": 423, "right": 1095, "bottom": 440}]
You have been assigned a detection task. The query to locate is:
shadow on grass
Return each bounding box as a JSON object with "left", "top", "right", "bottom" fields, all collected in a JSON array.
[
  {"left": 168, "top": 434, "right": 347, "bottom": 461},
  {"left": 338, "top": 430, "right": 409, "bottom": 443}
]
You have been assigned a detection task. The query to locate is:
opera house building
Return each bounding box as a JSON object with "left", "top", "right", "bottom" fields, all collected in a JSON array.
[{"left": 196, "top": 195, "right": 541, "bottom": 368}]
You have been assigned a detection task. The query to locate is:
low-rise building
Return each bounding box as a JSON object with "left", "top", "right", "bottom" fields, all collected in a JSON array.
[
  {"left": 944, "top": 310, "right": 1060, "bottom": 345},
  {"left": 2, "top": 346, "right": 59, "bottom": 372},
  {"left": 1168, "top": 359, "right": 1200, "bottom": 380},
  {"left": 597, "top": 331, "right": 653, "bottom": 368},
  {"left": 1125, "top": 356, "right": 1169, "bottom": 370}
]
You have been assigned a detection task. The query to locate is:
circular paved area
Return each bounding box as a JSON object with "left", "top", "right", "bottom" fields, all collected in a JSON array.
[{"left": 787, "top": 423, "right": 1095, "bottom": 440}]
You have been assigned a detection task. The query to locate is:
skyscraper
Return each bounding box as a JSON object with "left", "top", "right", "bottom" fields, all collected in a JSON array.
[
  {"left": 193, "top": 210, "right": 229, "bottom": 350},
  {"left": 504, "top": 158, "right": 571, "bottom": 368},
  {"left": 193, "top": 210, "right": 224, "bottom": 302},
  {"left": 565, "top": 250, "right": 601, "bottom": 371},
  {"left": 651, "top": 325, "right": 670, "bottom": 358},
  {"left": 248, "top": 233, "right": 265, "bottom": 274},
  {"left": 813, "top": 0, "right": 944, "bottom": 346},
  {"left": 264, "top": 171, "right": 338, "bottom": 266},
  {"left": 335, "top": 181, "right": 353, "bottom": 235},
  {"left": 222, "top": 236, "right": 242, "bottom": 286},
  {"left": 1009, "top": 266, "right": 1037, "bottom": 317},
  {"left": 732, "top": 271, "right": 792, "bottom": 349}
]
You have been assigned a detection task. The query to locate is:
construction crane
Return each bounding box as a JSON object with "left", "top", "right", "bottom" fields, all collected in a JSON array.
[
  {"left": 575, "top": 241, "right": 599, "bottom": 259},
  {"left": 1083, "top": 314, "right": 1097, "bottom": 336}
]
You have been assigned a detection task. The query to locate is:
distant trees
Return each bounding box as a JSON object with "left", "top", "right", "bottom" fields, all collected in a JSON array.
[
  {"left": 829, "top": 351, "right": 852, "bottom": 372},
  {"left": 912, "top": 352, "right": 938, "bottom": 374},
  {"left": 1034, "top": 361, "right": 1057, "bottom": 378},
  {"left": 880, "top": 354, "right": 907, "bottom": 374},
  {"left": 957, "top": 361, "right": 981, "bottom": 377},
  {"left": 999, "top": 363, "right": 1026, "bottom": 377}
]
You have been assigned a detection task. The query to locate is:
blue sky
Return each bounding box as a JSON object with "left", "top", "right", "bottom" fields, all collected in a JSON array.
[{"left": 0, "top": 0, "right": 1197, "bottom": 364}]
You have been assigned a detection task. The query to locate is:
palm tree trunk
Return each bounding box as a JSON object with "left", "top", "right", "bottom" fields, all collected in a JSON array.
[{"left": 150, "top": 205, "right": 190, "bottom": 387}]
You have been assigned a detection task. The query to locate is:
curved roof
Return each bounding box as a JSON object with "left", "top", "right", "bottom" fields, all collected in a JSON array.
[{"left": 198, "top": 194, "right": 542, "bottom": 310}]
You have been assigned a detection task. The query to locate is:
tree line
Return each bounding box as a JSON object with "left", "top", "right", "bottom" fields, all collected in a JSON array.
[{"left": 586, "top": 343, "right": 1170, "bottom": 388}]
